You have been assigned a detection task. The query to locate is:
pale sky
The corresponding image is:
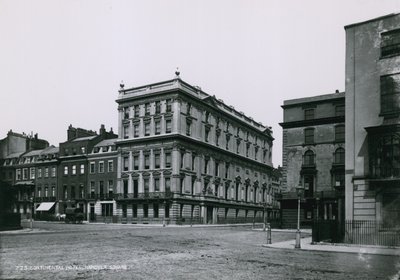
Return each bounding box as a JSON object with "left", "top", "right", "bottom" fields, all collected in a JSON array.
[{"left": 1, "top": 0, "right": 399, "bottom": 167}]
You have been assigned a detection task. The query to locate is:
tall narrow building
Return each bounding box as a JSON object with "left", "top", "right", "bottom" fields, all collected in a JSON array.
[
  {"left": 345, "top": 13, "right": 400, "bottom": 226},
  {"left": 280, "top": 92, "right": 345, "bottom": 228}
]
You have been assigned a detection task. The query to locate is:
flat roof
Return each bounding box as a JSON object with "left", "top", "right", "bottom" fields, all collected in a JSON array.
[
  {"left": 344, "top": 13, "right": 400, "bottom": 29},
  {"left": 282, "top": 92, "right": 345, "bottom": 108}
]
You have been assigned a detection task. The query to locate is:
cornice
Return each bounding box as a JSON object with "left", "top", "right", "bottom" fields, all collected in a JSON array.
[{"left": 280, "top": 116, "right": 345, "bottom": 129}]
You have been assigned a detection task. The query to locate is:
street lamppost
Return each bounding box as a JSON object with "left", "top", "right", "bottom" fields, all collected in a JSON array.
[
  {"left": 29, "top": 197, "right": 33, "bottom": 230},
  {"left": 295, "top": 184, "right": 304, "bottom": 249}
]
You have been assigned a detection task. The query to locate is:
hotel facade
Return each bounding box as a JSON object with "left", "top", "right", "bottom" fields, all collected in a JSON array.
[{"left": 114, "top": 76, "right": 280, "bottom": 224}]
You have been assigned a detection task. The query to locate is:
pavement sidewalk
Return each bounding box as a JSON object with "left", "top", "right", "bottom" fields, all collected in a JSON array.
[{"left": 263, "top": 236, "right": 400, "bottom": 256}]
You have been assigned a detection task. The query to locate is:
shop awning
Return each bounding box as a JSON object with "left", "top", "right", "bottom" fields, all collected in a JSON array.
[{"left": 36, "top": 202, "right": 56, "bottom": 211}]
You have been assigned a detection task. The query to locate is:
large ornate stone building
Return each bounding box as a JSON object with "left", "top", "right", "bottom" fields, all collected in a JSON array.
[
  {"left": 115, "top": 75, "right": 279, "bottom": 224},
  {"left": 345, "top": 13, "right": 400, "bottom": 226},
  {"left": 280, "top": 92, "right": 345, "bottom": 228}
]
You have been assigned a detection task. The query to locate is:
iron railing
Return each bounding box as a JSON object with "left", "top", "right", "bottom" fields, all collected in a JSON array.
[{"left": 344, "top": 220, "right": 400, "bottom": 246}]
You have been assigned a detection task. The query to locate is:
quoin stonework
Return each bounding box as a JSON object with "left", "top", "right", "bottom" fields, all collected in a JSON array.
[{"left": 114, "top": 75, "right": 280, "bottom": 224}]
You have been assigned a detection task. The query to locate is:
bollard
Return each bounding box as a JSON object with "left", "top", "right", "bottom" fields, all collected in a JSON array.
[{"left": 266, "top": 223, "right": 272, "bottom": 244}]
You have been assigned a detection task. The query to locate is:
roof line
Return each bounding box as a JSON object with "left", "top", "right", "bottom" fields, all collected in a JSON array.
[{"left": 344, "top": 13, "right": 400, "bottom": 29}]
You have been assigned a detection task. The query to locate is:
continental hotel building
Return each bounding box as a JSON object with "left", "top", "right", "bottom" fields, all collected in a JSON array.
[{"left": 115, "top": 74, "right": 278, "bottom": 224}]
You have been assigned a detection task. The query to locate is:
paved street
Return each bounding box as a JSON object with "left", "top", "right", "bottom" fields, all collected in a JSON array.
[{"left": 0, "top": 222, "right": 399, "bottom": 280}]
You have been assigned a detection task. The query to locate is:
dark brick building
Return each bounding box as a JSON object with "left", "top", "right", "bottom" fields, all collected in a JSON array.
[
  {"left": 58, "top": 125, "right": 117, "bottom": 215},
  {"left": 279, "top": 92, "right": 345, "bottom": 228}
]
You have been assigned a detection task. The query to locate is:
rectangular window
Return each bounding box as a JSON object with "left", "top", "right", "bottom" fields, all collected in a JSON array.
[
  {"left": 132, "top": 204, "right": 137, "bottom": 218},
  {"left": 335, "top": 105, "right": 345, "bottom": 117},
  {"left": 166, "top": 119, "right": 172, "bottom": 133},
  {"left": 51, "top": 186, "right": 55, "bottom": 197},
  {"left": 154, "top": 154, "right": 160, "bottom": 169},
  {"left": 381, "top": 29, "right": 400, "bottom": 58},
  {"left": 225, "top": 162, "right": 229, "bottom": 178},
  {"left": 166, "top": 99, "right": 172, "bottom": 112},
  {"left": 30, "top": 167, "right": 35, "bottom": 179},
  {"left": 144, "top": 122, "right": 150, "bottom": 136},
  {"left": 143, "top": 204, "right": 148, "bottom": 218},
  {"left": 205, "top": 127, "right": 210, "bottom": 142},
  {"left": 22, "top": 168, "right": 28, "bottom": 180},
  {"left": 79, "top": 185, "right": 84, "bottom": 198},
  {"left": 192, "top": 154, "right": 196, "bottom": 170},
  {"left": 90, "top": 181, "right": 95, "bottom": 198},
  {"left": 204, "top": 158, "right": 209, "bottom": 174},
  {"left": 64, "top": 166, "right": 68, "bottom": 175},
  {"left": 71, "top": 186, "right": 76, "bottom": 199},
  {"left": 381, "top": 73, "right": 400, "bottom": 115},
  {"left": 108, "top": 161, "right": 113, "bottom": 172},
  {"left": 155, "top": 101, "right": 161, "bottom": 114},
  {"left": 165, "top": 177, "right": 171, "bottom": 192},
  {"left": 155, "top": 120, "right": 161, "bottom": 135},
  {"left": 334, "top": 173, "right": 345, "bottom": 187},
  {"left": 123, "top": 156, "right": 129, "bottom": 171},
  {"left": 144, "top": 178, "right": 149, "bottom": 193},
  {"left": 134, "top": 124, "right": 140, "bottom": 137},
  {"left": 304, "top": 108, "right": 315, "bottom": 120},
  {"left": 134, "top": 105, "right": 140, "bottom": 118},
  {"left": 99, "top": 181, "right": 104, "bottom": 197},
  {"left": 154, "top": 178, "right": 160, "bottom": 191},
  {"left": 133, "top": 155, "right": 139, "bottom": 170},
  {"left": 123, "top": 107, "right": 130, "bottom": 119},
  {"left": 108, "top": 180, "right": 114, "bottom": 195},
  {"left": 16, "top": 169, "right": 21, "bottom": 181},
  {"left": 145, "top": 103, "right": 150, "bottom": 115},
  {"left": 304, "top": 128, "right": 314, "bottom": 144},
  {"left": 153, "top": 204, "right": 159, "bottom": 218},
  {"left": 186, "top": 120, "right": 191, "bottom": 136},
  {"left": 99, "top": 161, "right": 104, "bottom": 173},
  {"left": 122, "top": 204, "right": 127, "bottom": 218},
  {"left": 90, "top": 162, "right": 95, "bottom": 173},
  {"left": 80, "top": 164, "right": 84, "bottom": 174},
  {"left": 181, "top": 152, "right": 185, "bottom": 169},
  {"left": 123, "top": 124, "right": 129, "bottom": 139},
  {"left": 215, "top": 162, "right": 219, "bottom": 177},
  {"left": 51, "top": 167, "right": 56, "bottom": 177},
  {"left": 42, "top": 167, "right": 48, "bottom": 178},
  {"left": 335, "top": 126, "right": 345, "bottom": 141},
  {"left": 165, "top": 204, "right": 170, "bottom": 218},
  {"left": 144, "top": 155, "right": 150, "bottom": 169},
  {"left": 165, "top": 152, "right": 171, "bottom": 168},
  {"left": 37, "top": 168, "right": 42, "bottom": 178},
  {"left": 72, "top": 165, "right": 76, "bottom": 175}
]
